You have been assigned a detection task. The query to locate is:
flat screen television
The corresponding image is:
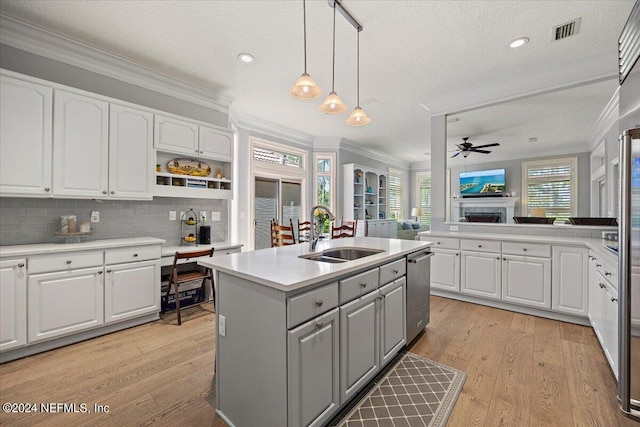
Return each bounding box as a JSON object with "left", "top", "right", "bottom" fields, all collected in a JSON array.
[{"left": 460, "top": 168, "right": 506, "bottom": 197}]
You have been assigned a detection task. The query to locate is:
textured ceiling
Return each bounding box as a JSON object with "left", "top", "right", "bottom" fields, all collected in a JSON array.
[{"left": 0, "top": 0, "right": 634, "bottom": 163}]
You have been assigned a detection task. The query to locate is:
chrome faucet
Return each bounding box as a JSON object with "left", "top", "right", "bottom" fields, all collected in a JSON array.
[{"left": 310, "top": 205, "right": 335, "bottom": 251}]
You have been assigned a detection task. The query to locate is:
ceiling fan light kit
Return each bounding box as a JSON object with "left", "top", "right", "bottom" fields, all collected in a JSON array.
[{"left": 291, "top": 0, "right": 369, "bottom": 124}]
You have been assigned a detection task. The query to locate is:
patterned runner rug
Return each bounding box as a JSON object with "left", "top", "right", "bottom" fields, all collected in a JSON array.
[{"left": 332, "top": 351, "right": 466, "bottom": 427}]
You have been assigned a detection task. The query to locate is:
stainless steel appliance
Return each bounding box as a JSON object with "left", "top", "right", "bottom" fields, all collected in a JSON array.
[
  {"left": 406, "top": 250, "right": 433, "bottom": 343},
  {"left": 617, "top": 2, "right": 640, "bottom": 419}
]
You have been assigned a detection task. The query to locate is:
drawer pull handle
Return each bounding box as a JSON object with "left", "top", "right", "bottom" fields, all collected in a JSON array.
[
  {"left": 360, "top": 283, "right": 367, "bottom": 288},
  {"left": 456, "top": 253, "right": 459, "bottom": 256},
  {"left": 437, "top": 241, "right": 441, "bottom": 245},
  {"left": 315, "top": 321, "right": 324, "bottom": 329},
  {"left": 393, "top": 269, "right": 398, "bottom": 274},
  {"left": 133, "top": 253, "right": 139, "bottom": 257},
  {"left": 599, "top": 283, "right": 606, "bottom": 289},
  {"left": 106, "top": 269, "right": 112, "bottom": 273},
  {"left": 66, "top": 260, "right": 72, "bottom": 265},
  {"left": 523, "top": 248, "right": 527, "bottom": 252},
  {"left": 478, "top": 245, "right": 483, "bottom": 248},
  {"left": 102, "top": 190, "right": 108, "bottom": 194},
  {"left": 17, "top": 263, "right": 25, "bottom": 268},
  {"left": 611, "top": 297, "right": 618, "bottom": 302},
  {"left": 110, "top": 191, "right": 115, "bottom": 195},
  {"left": 315, "top": 300, "right": 323, "bottom": 307},
  {"left": 497, "top": 257, "right": 500, "bottom": 260},
  {"left": 605, "top": 271, "right": 611, "bottom": 276},
  {"left": 44, "top": 187, "right": 50, "bottom": 192},
  {"left": 98, "top": 270, "right": 103, "bottom": 275},
  {"left": 596, "top": 263, "right": 602, "bottom": 267}
]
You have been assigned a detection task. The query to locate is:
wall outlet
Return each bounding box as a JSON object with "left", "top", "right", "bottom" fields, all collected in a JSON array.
[
  {"left": 449, "top": 225, "right": 459, "bottom": 231},
  {"left": 169, "top": 211, "right": 176, "bottom": 221},
  {"left": 219, "top": 315, "right": 226, "bottom": 337},
  {"left": 91, "top": 211, "right": 100, "bottom": 223},
  {"left": 211, "top": 211, "right": 221, "bottom": 221},
  {"left": 200, "top": 211, "right": 207, "bottom": 221}
]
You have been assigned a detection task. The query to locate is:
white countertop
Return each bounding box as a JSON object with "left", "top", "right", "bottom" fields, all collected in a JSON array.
[
  {"left": 418, "top": 230, "right": 619, "bottom": 264},
  {"left": 161, "top": 241, "right": 243, "bottom": 257},
  {"left": 0, "top": 237, "right": 166, "bottom": 257},
  {"left": 198, "top": 237, "right": 430, "bottom": 292}
]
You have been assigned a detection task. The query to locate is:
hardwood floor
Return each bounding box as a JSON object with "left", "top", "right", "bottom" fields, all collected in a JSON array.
[{"left": 0, "top": 298, "right": 635, "bottom": 426}]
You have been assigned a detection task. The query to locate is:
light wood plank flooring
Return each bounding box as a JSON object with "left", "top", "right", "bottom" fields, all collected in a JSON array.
[{"left": 0, "top": 298, "right": 636, "bottom": 426}]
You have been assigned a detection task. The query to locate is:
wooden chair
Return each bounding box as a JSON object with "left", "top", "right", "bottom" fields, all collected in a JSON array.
[
  {"left": 513, "top": 216, "right": 556, "bottom": 224},
  {"left": 331, "top": 221, "right": 356, "bottom": 239},
  {"left": 297, "top": 219, "right": 311, "bottom": 243},
  {"left": 161, "top": 248, "right": 215, "bottom": 326},
  {"left": 568, "top": 217, "right": 618, "bottom": 226},
  {"left": 271, "top": 219, "right": 296, "bottom": 246}
]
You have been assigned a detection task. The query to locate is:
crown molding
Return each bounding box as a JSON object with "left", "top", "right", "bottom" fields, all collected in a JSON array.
[
  {"left": 312, "top": 136, "right": 342, "bottom": 151},
  {"left": 339, "top": 139, "right": 409, "bottom": 170},
  {"left": 423, "top": 52, "right": 618, "bottom": 116},
  {"left": 0, "top": 14, "right": 233, "bottom": 113},
  {"left": 230, "top": 110, "right": 315, "bottom": 147},
  {"left": 446, "top": 145, "right": 589, "bottom": 167},
  {"left": 588, "top": 88, "right": 620, "bottom": 150}
]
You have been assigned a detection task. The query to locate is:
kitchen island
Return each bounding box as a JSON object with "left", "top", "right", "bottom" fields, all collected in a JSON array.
[{"left": 198, "top": 237, "right": 430, "bottom": 427}]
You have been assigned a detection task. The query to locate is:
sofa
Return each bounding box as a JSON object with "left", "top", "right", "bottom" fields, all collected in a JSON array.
[{"left": 396, "top": 220, "right": 428, "bottom": 240}]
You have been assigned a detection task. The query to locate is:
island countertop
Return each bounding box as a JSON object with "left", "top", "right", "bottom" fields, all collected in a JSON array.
[{"left": 198, "top": 236, "right": 430, "bottom": 291}]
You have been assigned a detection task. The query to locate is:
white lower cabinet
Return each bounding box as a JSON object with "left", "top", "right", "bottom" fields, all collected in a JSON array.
[
  {"left": 460, "top": 250, "right": 502, "bottom": 300},
  {"left": 501, "top": 255, "right": 551, "bottom": 309},
  {"left": 0, "top": 259, "right": 27, "bottom": 351},
  {"left": 105, "top": 259, "right": 160, "bottom": 324},
  {"left": 340, "top": 289, "right": 380, "bottom": 404},
  {"left": 430, "top": 249, "right": 460, "bottom": 291},
  {"left": 28, "top": 267, "right": 104, "bottom": 343},
  {"left": 379, "top": 277, "right": 406, "bottom": 366},
  {"left": 552, "top": 246, "right": 588, "bottom": 316},
  {"left": 287, "top": 308, "right": 340, "bottom": 427}
]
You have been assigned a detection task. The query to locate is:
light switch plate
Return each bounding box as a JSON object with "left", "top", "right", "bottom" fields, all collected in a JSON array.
[
  {"left": 91, "top": 211, "right": 100, "bottom": 223},
  {"left": 219, "top": 315, "right": 226, "bottom": 337},
  {"left": 211, "top": 211, "right": 221, "bottom": 221},
  {"left": 169, "top": 211, "right": 176, "bottom": 221},
  {"left": 200, "top": 211, "right": 207, "bottom": 221},
  {"left": 449, "top": 225, "right": 459, "bottom": 231}
]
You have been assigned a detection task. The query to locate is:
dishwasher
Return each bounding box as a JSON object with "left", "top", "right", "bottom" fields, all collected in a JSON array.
[{"left": 406, "top": 249, "right": 434, "bottom": 344}]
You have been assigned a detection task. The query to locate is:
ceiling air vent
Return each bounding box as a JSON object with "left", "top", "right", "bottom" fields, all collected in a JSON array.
[{"left": 553, "top": 18, "right": 581, "bottom": 41}]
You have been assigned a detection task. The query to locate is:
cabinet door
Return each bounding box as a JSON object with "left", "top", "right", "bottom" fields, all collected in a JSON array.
[
  {"left": 199, "top": 125, "right": 232, "bottom": 161},
  {"left": 28, "top": 267, "right": 104, "bottom": 342},
  {"left": 552, "top": 246, "right": 588, "bottom": 316},
  {"left": 0, "top": 75, "right": 53, "bottom": 197},
  {"left": 603, "top": 283, "right": 619, "bottom": 377},
  {"left": 0, "top": 259, "right": 27, "bottom": 351},
  {"left": 109, "top": 104, "right": 153, "bottom": 200},
  {"left": 53, "top": 90, "right": 109, "bottom": 198},
  {"left": 105, "top": 259, "right": 160, "bottom": 324},
  {"left": 379, "top": 277, "right": 406, "bottom": 366},
  {"left": 501, "top": 255, "right": 551, "bottom": 309},
  {"left": 340, "top": 289, "right": 379, "bottom": 403},
  {"left": 154, "top": 114, "right": 199, "bottom": 156},
  {"left": 431, "top": 249, "right": 460, "bottom": 291},
  {"left": 587, "top": 253, "right": 600, "bottom": 327},
  {"left": 287, "top": 308, "right": 339, "bottom": 427},
  {"left": 460, "top": 251, "right": 501, "bottom": 300}
]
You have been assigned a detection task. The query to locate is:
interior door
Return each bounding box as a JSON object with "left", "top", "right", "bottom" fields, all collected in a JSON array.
[{"left": 281, "top": 181, "right": 302, "bottom": 229}]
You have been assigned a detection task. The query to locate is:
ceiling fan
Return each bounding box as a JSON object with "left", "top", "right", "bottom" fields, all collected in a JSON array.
[{"left": 450, "top": 137, "right": 500, "bottom": 158}]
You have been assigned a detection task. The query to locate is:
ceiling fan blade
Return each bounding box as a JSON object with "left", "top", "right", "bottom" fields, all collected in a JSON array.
[
  {"left": 450, "top": 152, "right": 461, "bottom": 158},
  {"left": 456, "top": 144, "right": 466, "bottom": 150},
  {"left": 472, "top": 149, "right": 492, "bottom": 154},
  {"left": 472, "top": 143, "right": 500, "bottom": 149}
]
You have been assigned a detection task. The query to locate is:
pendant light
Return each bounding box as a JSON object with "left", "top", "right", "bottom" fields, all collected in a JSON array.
[
  {"left": 319, "top": 2, "right": 347, "bottom": 114},
  {"left": 290, "top": 0, "right": 322, "bottom": 99},
  {"left": 346, "top": 30, "right": 371, "bottom": 126}
]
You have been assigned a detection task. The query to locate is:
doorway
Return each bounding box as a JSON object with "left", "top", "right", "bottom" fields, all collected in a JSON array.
[{"left": 254, "top": 177, "right": 302, "bottom": 250}]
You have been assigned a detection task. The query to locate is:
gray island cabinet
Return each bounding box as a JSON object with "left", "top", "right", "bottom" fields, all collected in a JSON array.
[{"left": 198, "top": 237, "right": 430, "bottom": 427}]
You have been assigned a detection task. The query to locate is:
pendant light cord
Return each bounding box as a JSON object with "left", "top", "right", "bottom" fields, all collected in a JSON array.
[
  {"left": 303, "top": 0, "right": 307, "bottom": 73},
  {"left": 331, "top": 3, "right": 336, "bottom": 92},
  {"left": 356, "top": 30, "right": 360, "bottom": 106}
]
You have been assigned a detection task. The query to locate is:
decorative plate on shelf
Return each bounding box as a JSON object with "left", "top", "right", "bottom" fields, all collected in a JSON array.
[{"left": 167, "top": 158, "right": 211, "bottom": 177}]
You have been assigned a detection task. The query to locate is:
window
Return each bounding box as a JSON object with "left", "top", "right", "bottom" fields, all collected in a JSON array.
[
  {"left": 416, "top": 172, "right": 431, "bottom": 225},
  {"left": 522, "top": 157, "right": 578, "bottom": 222},
  {"left": 388, "top": 168, "right": 403, "bottom": 220},
  {"left": 313, "top": 153, "right": 336, "bottom": 213},
  {"left": 253, "top": 146, "right": 302, "bottom": 168}
]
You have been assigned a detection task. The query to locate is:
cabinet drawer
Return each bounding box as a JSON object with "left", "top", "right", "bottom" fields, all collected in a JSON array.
[
  {"left": 340, "top": 268, "right": 379, "bottom": 304},
  {"left": 105, "top": 245, "right": 160, "bottom": 265},
  {"left": 379, "top": 258, "right": 406, "bottom": 285},
  {"left": 461, "top": 239, "right": 501, "bottom": 253},
  {"left": 29, "top": 251, "right": 103, "bottom": 274},
  {"left": 287, "top": 282, "right": 338, "bottom": 328},
  {"left": 596, "top": 257, "right": 617, "bottom": 289},
  {"left": 430, "top": 237, "right": 459, "bottom": 250},
  {"left": 502, "top": 241, "right": 550, "bottom": 258}
]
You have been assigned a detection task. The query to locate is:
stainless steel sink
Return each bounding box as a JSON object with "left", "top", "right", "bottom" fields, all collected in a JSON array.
[{"left": 299, "top": 247, "right": 385, "bottom": 263}]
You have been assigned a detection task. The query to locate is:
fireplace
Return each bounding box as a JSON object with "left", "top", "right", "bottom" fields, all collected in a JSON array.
[
  {"left": 464, "top": 212, "right": 502, "bottom": 223},
  {"left": 451, "top": 197, "right": 519, "bottom": 224}
]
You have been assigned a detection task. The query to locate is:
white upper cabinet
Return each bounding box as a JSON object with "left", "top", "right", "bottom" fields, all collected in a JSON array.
[
  {"left": 0, "top": 74, "right": 53, "bottom": 197},
  {"left": 53, "top": 90, "right": 109, "bottom": 198},
  {"left": 109, "top": 104, "right": 154, "bottom": 199},
  {"left": 154, "top": 114, "right": 199, "bottom": 156},
  {"left": 199, "top": 125, "right": 232, "bottom": 161},
  {"left": 154, "top": 114, "right": 232, "bottom": 161}
]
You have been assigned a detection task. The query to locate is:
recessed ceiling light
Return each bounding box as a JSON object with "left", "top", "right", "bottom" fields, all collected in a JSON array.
[
  {"left": 510, "top": 37, "right": 529, "bottom": 48},
  {"left": 237, "top": 53, "right": 255, "bottom": 63}
]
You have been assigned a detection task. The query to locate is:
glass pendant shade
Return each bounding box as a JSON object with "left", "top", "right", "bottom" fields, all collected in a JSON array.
[
  {"left": 319, "top": 91, "right": 348, "bottom": 114},
  {"left": 290, "top": 73, "right": 322, "bottom": 99},
  {"left": 346, "top": 106, "right": 371, "bottom": 126}
]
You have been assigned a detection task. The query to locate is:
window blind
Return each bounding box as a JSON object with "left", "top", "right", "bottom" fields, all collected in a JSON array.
[
  {"left": 417, "top": 173, "right": 431, "bottom": 224},
  {"left": 524, "top": 159, "right": 576, "bottom": 221},
  {"left": 388, "top": 169, "right": 402, "bottom": 220}
]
